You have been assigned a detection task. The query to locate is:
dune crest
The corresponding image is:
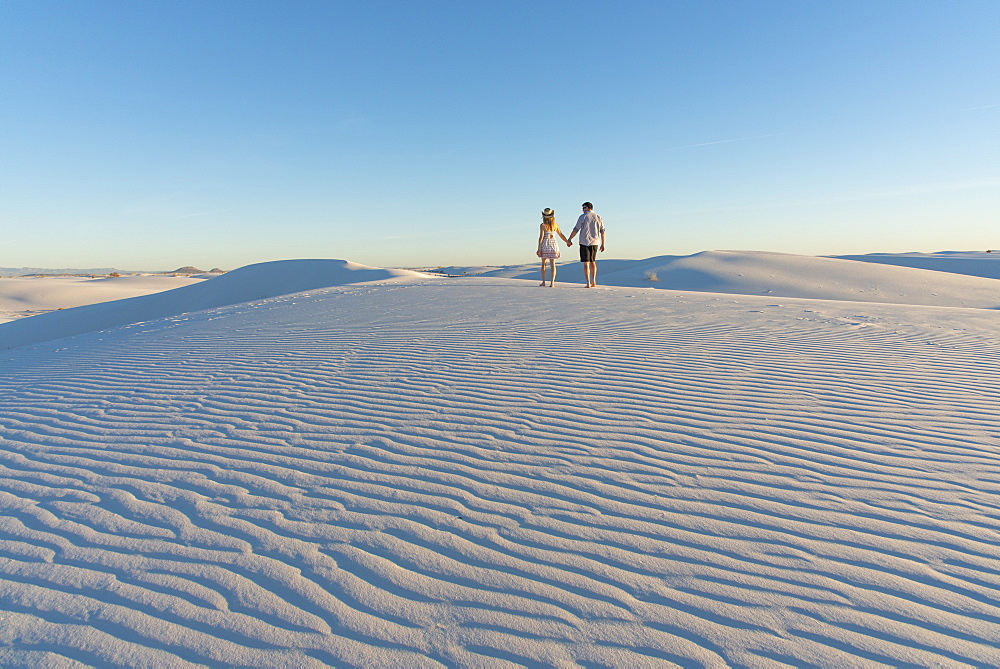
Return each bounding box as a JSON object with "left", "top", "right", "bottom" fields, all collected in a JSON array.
[
  {"left": 456, "top": 250, "right": 1000, "bottom": 308},
  {"left": 0, "top": 259, "right": 431, "bottom": 350},
  {"left": 4, "top": 251, "right": 999, "bottom": 352}
]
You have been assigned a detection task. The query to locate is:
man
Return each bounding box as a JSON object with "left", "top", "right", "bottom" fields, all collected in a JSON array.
[{"left": 566, "top": 202, "right": 606, "bottom": 288}]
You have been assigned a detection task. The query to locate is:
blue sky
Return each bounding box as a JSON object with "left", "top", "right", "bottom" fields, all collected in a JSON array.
[{"left": 2, "top": 0, "right": 998, "bottom": 270}]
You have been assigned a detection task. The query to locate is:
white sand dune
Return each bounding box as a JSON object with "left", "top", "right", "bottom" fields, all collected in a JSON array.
[
  {"left": 1, "top": 257, "right": 999, "bottom": 666},
  {"left": 5, "top": 252, "right": 996, "bottom": 348},
  {"left": 833, "top": 251, "right": 1000, "bottom": 280},
  {"left": 0, "top": 259, "right": 430, "bottom": 350},
  {"left": 452, "top": 250, "right": 1000, "bottom": 309},
  {"left": 0, "top": 275, "right": 204, "bottom": 324}
]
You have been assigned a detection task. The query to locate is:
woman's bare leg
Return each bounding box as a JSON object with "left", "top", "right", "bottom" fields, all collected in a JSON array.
[{"left": 539, "top": 259, "right": 547, "bottom": 286}]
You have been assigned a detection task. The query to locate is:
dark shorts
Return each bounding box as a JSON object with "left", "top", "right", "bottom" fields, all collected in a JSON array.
[{"left": 579, "top": 245, "right": 598, "bottom": 262}]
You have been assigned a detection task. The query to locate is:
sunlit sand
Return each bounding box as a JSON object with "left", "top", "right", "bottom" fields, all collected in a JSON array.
[{"left": 1, "top": 251, "right": 998, "bottom": 666}]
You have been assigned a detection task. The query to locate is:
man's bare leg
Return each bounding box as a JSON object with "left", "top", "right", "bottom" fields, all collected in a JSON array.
[{"left": 584, "top": 261, "right": 597, "bottom": 287}]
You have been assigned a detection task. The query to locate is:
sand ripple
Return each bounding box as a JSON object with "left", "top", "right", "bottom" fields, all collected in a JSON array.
[{"left": 1, "top": 282, "right": 999, "bottom": 666}]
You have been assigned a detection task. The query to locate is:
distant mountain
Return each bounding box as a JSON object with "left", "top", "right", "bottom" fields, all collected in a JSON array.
[
  {"left": 0, "top": 267, "right": 123, "bottom": 277},
  {"left": 1, "top": 266, "right": 227, "bottom": 277}
]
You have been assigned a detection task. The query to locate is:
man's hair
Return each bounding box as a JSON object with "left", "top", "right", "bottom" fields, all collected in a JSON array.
[{"left": 582, "top": 202, "right": 593, "bottom": 209}]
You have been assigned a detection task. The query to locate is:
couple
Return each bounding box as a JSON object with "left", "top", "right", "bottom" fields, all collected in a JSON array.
[{"left": 535, "top": 202, "right": 606, "bottom": 287}]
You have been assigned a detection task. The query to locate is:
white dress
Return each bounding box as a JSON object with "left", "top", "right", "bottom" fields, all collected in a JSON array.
[{"left": 539, "top": 230, "right": 560, "bottom": 259}]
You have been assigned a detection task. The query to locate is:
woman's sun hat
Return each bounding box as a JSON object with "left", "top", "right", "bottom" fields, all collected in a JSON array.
[{"left": 542, "top": 208, "right": 554, "bottom": 216}]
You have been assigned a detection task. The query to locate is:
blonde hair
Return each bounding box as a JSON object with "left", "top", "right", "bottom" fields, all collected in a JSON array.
[{"left": 542, "top": 212, "right": 559, "bottom": 232}]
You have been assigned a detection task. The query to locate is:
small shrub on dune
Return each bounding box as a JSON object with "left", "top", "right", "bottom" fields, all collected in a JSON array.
[{"left": 644, "top": 271, "right": 659, "bottom": 282}]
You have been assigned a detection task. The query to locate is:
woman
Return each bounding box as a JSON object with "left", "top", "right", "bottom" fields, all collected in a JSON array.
[{"left": 536, "top": 208, "right": 570, "bottom": 287}]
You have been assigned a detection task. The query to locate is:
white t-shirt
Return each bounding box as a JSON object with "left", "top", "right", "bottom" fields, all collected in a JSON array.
[{"left": 573, "top": 211, "right": 605, "bottom": 246}]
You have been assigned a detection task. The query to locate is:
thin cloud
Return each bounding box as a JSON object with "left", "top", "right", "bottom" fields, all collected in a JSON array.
[{"left": 668, "top": 133, "right": 778, "bottom": 150}]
